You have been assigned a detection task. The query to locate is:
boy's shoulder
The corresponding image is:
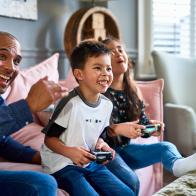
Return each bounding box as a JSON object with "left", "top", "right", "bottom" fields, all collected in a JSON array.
[
  {"left": 100, "top": 93, "right": 111, "bottom": 101},
  {"left": 53, "top": 88, "right": 78, "bottom": 115},
  {"left": 57, "top": 88, "right": 78, "bottom": 105},
  {"left": 100, "top": 94, "right": 113, "bottom": 106}
]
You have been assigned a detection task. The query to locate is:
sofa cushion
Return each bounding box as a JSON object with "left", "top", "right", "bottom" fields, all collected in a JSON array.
[
  {"left": 133, "top": 79, "right": 164, "bottom": 196},
  {"left": 11, "top": 123, "right": 44, "bottom": 151},
  {"left": 60, "top": 69, "right": 78, "bottom": 91},
  {"left": 4, "top": 53, "right": 59, "bottom": 103},
  {"left": 137, "top": 79, "right": 164, "bottom": 122}
]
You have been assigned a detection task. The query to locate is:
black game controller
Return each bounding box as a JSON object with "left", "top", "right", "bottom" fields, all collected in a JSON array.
[
  {"left": 92, "top": 150, "right": 112, "bottom": 164},
  {"left": 139, "top": 101, "right": 161, "bottom": 138},
  {"left": 141, "top": 124, "right": 161, "bottom": 138}
]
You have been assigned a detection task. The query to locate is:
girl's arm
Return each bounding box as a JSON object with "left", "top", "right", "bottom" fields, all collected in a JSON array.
[
  {"left": 109, "top": 121, "right": 145, "bottom": 139},
  {"left": 107, "top": 86, "right": 144, "bottom": 138},
  {"left": 45, "top": 136, "right": 96, "bottom": 167}
]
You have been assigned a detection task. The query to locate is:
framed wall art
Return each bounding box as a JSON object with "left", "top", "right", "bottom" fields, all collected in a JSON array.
[{"left": 0, "top": 0, "right": 38, "bottom": 20}]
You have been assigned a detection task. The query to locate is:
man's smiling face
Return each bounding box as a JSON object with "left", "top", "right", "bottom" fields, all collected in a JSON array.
[{"left": 0, "top": 33, "right": 22, "bottom": 94}]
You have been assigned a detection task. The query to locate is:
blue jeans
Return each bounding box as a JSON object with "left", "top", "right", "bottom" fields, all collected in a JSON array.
[
  {"left": 107, "top": 141, "right": 182, "bottom": 196},
  {"left": 52, "top": 161, "right": 134, "bottom": 196},
  {"left": 0, "top": 170, "right": 57, "bottom": 196}
]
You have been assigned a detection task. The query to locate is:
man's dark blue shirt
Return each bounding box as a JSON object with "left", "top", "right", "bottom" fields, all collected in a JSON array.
[{"left": 0, "top": 96, "right": 36, "bottom": 162}]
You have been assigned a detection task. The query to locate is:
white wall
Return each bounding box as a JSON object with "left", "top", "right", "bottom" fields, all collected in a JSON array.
[{"left": 108, "top": 0, "right": 137, "bottom": 58}]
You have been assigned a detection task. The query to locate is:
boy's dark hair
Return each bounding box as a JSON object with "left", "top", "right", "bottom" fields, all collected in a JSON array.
[{"left": 70, "top": 40, "right": 110, "bottom": 70}]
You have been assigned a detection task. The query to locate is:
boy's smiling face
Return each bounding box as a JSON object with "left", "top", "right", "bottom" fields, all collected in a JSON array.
[{"left": 74, "top": 54, "right": 113, "bottom": 102}]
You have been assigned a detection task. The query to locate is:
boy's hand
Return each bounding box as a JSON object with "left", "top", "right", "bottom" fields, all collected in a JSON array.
[
  {"left": 68, "top": 146, "right": 96, "bottom": 167},
  {"left": 95, "top": 138, "right": 115, "bottom": 163}
]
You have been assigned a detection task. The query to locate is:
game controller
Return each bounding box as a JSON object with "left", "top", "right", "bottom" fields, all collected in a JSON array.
[
  {"left": 138, "top": 101, "right": 161, "bottom": 138},
  {"left": 141, "top": 124, "right": 161, "bottom": 138},
  {"left": 92, "top": 150, "right": 112, "bottom": 164}
]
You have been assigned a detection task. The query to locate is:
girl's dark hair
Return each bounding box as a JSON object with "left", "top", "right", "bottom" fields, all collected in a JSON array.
[
  {"left": 102, "top": 37, "right": 142, "bottom": 120},
  {"left": 70, "top": 39, "right": 110, "bottom": 71}
]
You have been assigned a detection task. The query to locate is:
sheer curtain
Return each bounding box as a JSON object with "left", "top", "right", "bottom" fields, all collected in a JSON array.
[
  {"left": 137, "top": 0, "right": 195, "bottom": 79},
  {"left": 152, "top": 0, "right": 193, "bottom": 57}
]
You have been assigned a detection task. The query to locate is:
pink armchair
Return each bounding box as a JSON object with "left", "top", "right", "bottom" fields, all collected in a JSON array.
[
  {"left": 0, "top": 54, "right": 164, "bottom": 196},
  {"left": 134, "top": 79, "right": 164, "bottom": 196}
]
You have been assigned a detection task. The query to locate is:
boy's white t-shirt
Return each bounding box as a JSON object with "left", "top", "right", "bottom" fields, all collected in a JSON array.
[{"left": 41, "top": 88, "right": 113, "bottom": 174}]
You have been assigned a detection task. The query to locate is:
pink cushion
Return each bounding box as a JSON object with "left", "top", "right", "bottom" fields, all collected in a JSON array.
[
  {"left": 134, "top": 79, "right": 164, "bottom": 196},
  {"left": 11, "top": 123, "right": 44, "bottom": 151},
  {"left": 5, "top": 53, "right": 59, "bottom": 103},
  {"left": 60, "top": 70, "right": 78, "bottom": 91},
  {"left": 0, "top": 123, "right": 44, "bottom": 169},
  {"left": 137, "top": 79, "right": 164, "bottom": 121},
  {"left": 5, "top": 53, "right": 60, "bottom": 123}
]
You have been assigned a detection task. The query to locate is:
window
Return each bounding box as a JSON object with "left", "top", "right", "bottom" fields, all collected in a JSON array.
[{"left": 152, "top": 0, "right": 196, "bottom": 57}]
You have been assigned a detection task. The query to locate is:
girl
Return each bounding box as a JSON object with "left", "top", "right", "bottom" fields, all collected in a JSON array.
[{"left": 101, "top": 37, "right": 196, "bottom": 195}]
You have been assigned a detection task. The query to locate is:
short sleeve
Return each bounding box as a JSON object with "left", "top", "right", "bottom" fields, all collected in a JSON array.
[
  {"left": 54, "top": 100, "right": 73, "bottom": 128},
  {"left": 42, "top": 100, "right": 73, "bottom": 136}
]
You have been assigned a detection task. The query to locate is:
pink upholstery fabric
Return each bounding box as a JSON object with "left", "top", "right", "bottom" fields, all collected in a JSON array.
[
  {"left": 59, "top": 69, "right": 78, "bottom": 91},
  {"left": 4, "top": 53, "right": 59, "bottom": 103},
  {"left": 133, "top": 79, "right": 164, "bottom": 196},
  {"left": 137, "top": 79, "right": 164, "bottom": 122},
  {"left": 11, "top": 123, "right": 44, "bottom": 151}
]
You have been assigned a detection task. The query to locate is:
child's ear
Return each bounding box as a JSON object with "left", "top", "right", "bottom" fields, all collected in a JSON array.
[{"left": 73, "top": 69, "right": 83, "bottom": 81}]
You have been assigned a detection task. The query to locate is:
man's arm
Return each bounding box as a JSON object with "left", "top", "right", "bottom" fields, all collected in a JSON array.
[
  {"left": 0, "top": 77, "right": 68, "bottom": 138},
  {"left": 25, "top": 76, "right": 68, "bottom": 113},
  {"left": 0, "top": 98, "right": 33, "bottom": 138}
]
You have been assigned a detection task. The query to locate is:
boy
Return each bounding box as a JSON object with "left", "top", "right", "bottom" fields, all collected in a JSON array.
[{"left": 41, "top": 40, "right": 134, "bottom": 196}]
